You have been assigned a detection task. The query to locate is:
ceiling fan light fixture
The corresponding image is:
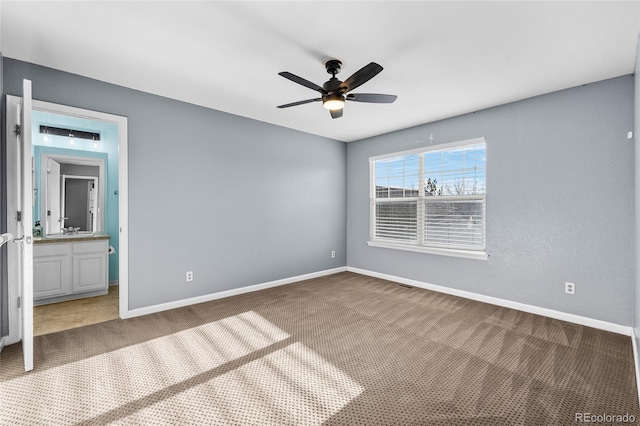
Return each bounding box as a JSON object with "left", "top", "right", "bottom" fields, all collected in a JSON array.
[{"left": 323, "top": 94, "right": 345, "bottom": 110}]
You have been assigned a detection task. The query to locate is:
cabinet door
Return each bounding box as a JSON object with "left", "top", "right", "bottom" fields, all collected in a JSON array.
[
  {"left": 72, "top": 253, "right": 107, "bottom": 293},
  {"left": 33, "top": 255, "right": 69, "bottom": 299}
]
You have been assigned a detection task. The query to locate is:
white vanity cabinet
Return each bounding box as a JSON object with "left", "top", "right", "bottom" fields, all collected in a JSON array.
[
  {"left": 34, "top": 238, "right": 109, "bottom": 303},
  {"left": 32, "top": 244, "right": 69, "bottom": 299}
]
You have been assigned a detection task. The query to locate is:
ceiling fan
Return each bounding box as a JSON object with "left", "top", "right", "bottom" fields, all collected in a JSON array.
[{"left": 277, "top": 59, "right": 397, "bottom": 119}]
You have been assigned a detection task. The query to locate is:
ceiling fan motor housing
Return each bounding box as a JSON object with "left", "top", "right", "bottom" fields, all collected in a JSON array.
[{"left": 325, "top": 59, "right": 342, "bottom": 76}]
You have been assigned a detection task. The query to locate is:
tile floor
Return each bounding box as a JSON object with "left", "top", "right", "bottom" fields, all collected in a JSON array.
[{"left": 33, "top": 286, "right": 119, "bottom": 336}]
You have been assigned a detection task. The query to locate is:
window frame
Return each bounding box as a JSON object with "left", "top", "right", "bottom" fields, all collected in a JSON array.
[{"left": 368, "top": 137, "right": 488, "bottom": 261}]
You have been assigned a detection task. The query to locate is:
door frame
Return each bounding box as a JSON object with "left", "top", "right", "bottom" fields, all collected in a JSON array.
[{"left": 5, "top": 97, "right": 130, "bottom": 347}]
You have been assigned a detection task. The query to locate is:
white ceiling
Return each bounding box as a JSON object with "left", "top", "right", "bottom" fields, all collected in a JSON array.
[{"left": 1, "top": 1, "right": 639, "bottom": 142}]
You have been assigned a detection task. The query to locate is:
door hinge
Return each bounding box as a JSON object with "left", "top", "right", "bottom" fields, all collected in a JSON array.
[
  {"left": 14, "top": 124, "right": 21, "bottom": 136},
  {"left": 17, "top": 211, "right": 22, "bottom": 222},
  {"left": 17, "top": 297, "right": 21, "bottom": 309}
]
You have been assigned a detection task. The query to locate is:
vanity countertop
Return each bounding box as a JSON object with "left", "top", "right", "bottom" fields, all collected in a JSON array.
[{"left": 34, "top": 234, "right": 110, "bottom": 244}]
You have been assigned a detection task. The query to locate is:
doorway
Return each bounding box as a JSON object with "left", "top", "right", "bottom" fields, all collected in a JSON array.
[
  {"left": 32, "top": 111, "right": 118, "bottom": 335},
  {"left": 5, "top": 98, "right": 129, "bottom": 346}
]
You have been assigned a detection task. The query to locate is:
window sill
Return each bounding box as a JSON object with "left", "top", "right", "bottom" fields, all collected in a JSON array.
[{"left": 367, "top": 240, "right": 488, "bottom": 261}]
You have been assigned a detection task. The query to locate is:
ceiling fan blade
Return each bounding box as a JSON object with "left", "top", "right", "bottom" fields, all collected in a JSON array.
[
  {"left": 277, "top": 98, "right": 321, "bottom": 108},
  {"left": 346, "top": 93, "right": 397, "bottom": 103},
  {"left": 279, "top": 72, "right": 327, "bottom": 94},
  {"left": 330, "top": 109, "right": 343, "bottom": 119},
  {"left": 339, "top": 62, "right": 383, "bottom": 93}
]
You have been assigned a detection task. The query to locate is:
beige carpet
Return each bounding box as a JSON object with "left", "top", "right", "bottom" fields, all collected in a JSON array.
[{"left": 0, "top": 272, "right": 637, "bottom": 425}]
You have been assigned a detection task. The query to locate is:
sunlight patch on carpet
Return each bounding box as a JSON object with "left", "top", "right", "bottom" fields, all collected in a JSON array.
[
  {"left": 120, "top": 342, "right": 364, "bottom": 425},
  {"left": 1, "top": 311, "right": 290, "bottom": 424}
]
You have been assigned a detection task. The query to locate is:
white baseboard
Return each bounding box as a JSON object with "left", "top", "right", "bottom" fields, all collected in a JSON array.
[
  {"left": 125, "top": 267, "right": 348, "bottom": 319},
  {"left": 0, "top": 336, "right": 4, "bottom": 354},
  {"left": 632, "top": 329, "right": 640, "bottom": 407},
  {"left": 347, "top": 267, "right": 632, "bottom": 336}
]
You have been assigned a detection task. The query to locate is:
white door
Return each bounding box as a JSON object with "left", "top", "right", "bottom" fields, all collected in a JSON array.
[
  {"left": 16, "top": 80, "right": 34, "bottom": 372},
  {"left": 46, "top": 158, "right": 62, "bottom": 234}
]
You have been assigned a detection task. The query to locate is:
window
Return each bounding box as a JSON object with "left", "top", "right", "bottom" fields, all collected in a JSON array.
[{"left": 368, "top": 138, "right": 487, "bottom": 260}]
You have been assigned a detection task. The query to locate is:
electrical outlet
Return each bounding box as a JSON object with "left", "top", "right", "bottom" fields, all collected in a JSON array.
[
  {"left": 186, "top": 271, "right": 194, "bottom": 282},
  {"left": 331, "top": 250, "right": 336, "bottom": 258},
  {"left": 565, "top": 282, "right": 575, "bottom": 295}
]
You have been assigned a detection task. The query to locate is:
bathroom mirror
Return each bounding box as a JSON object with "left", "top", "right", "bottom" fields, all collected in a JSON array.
[{"left": 39, "top": 153, "right": 106, "bottom": 236}]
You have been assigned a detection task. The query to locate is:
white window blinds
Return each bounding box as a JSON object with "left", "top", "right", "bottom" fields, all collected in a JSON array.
[{"left": 369, "top": 138, "right": 486, "bottom": 257}]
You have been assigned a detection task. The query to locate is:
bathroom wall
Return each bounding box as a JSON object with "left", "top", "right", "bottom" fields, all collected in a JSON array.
[
  {"left": 3, "top": 58, "right": 347, "bottom": 310},
  {"left": 347, "top": 75, "right": 634, "bottom": 326}
]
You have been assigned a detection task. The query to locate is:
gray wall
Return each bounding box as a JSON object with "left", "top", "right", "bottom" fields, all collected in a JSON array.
[
  {"left": 0, "top": 52, "right": 7, "bottom": 338},
  {"left": 3, "top": 58, "right": 347, "bottom": 310},
  {"left": 2, "top": 57, "right": 634, "bottom": 327},
  {"left": 347, "top": 76, "right": 634, "bottom": 326},
  {"left": 634, "top": 33, "right": 640, "bottom": 359}
]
